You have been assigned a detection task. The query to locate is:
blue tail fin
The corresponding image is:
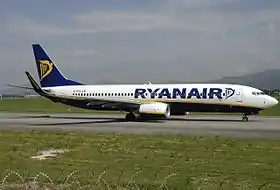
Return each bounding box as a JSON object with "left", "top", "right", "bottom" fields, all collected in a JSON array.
[{"left": 32, "top": 44, "right": 83, "bottom": 87}]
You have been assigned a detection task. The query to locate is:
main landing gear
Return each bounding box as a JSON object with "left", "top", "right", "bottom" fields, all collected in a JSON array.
[
  {"left": 242, "top": 114, "right": 249, "bottom": 122},
  {"left": 125, "top": 112, "right": 137, "bottom": 121}
]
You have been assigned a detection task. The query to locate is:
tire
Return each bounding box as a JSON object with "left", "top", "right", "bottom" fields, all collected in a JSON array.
[
  {"left": 125, "top": 113, "right": 136, "bottom": 121},
  {"left": 242, "top": 116, "right": 248, "bottom": 122}
]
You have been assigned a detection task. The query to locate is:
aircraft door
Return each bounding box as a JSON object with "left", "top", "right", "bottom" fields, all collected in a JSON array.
[
  {"left": 235, "top": 89, "right": 242, "bottom": 102},
  {"left": 144, "top": 84, "right": 150, "bottom": 100}
]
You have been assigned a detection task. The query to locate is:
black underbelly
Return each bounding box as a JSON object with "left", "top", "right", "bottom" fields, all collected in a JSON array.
[
  {"left": 49, "top": 97, "right": 263, "bottom": 114},
  {"left": 169, "top": 102, "right": 262, "bottom": 113}
]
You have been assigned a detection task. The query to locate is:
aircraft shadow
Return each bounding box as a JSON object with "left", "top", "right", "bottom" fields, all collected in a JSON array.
[
  {"left": 28, "top": 118, "right": 164, "bottom": 126},
  {"left": 167, "top": 118, "right": 251, "bottom": 122},
  {"left": 18, "top": 115, "right": 117, "bottom": 120},
  {"left": 30, "top": 119, "right": 126, "bottom": 126},
  {"left": 19, "top": 115, "right": 165, "bottom": 123},
  {"left": 19, "top": 115, "right": 254, "bottom": 123}
]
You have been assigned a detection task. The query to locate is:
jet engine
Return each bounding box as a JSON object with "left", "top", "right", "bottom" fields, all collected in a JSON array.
[{"left": 138, "top": 102, "right": 170, "bottom": 119}]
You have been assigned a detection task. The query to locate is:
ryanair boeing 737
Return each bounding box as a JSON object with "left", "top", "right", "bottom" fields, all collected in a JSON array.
[{"left": 12, "top": 44, "right": 278, "bottom": 122}]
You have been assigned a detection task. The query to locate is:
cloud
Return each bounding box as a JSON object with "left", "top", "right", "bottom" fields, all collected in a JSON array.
[
  {"left": 4, "top": 2, "right": 280, "bottom": 39},
  {"left": 3, "top": 12, "right": 186, "bottom": 38},
  {"left": 2, "top": 14, "right": 69, "bottom": 39},
  {"left": 1, "top": 0, "right": 280, "bottom": 87},
  {"left": 73, "top": 11, "right": 182, "bottom": 32},
  {"left": 68, "top": 48, "right": 104, "bottom": 57}
]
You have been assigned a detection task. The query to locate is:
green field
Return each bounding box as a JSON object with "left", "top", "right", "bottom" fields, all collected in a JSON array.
[
  {"left": 0, "top": 130, "right": 280, "bottom": 189},
  {"left": 0, "top": 98, "right": 111, "bottom": 114},
  {"left": 0, "top": 98, "right": 279, "bottom": 189},
  {"left": 0, "top": 97, "right": 279, "bottom": 116}
]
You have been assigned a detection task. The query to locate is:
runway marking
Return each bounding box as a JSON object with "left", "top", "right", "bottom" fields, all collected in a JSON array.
[{"left": 31, "top": 149, "right": 70, "bottom": 160}]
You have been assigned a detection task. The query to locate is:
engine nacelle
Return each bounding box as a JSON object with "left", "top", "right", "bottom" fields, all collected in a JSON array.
[{"left": 138, "top": 102, "right": 170, "bottom": 119}]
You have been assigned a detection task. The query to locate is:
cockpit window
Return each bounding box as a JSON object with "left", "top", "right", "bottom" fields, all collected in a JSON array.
[{"left": 252, "top": 91, "right": 265, "bottom": 95}]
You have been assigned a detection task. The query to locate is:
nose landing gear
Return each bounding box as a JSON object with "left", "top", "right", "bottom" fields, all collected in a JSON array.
[
  {"left": 242, "top": 114, "right": 249, "bottom": 122},
  {"left": 241, "top": 111, "right": 259, "bottom": 122}
]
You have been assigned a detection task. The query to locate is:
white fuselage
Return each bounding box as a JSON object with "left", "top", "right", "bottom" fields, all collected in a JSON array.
[
  {"left": 42, "top": 83, "right": 278, "bottom": 113},
  {"left": 28, "top": 43, "right": 279, "bottom": 121}
]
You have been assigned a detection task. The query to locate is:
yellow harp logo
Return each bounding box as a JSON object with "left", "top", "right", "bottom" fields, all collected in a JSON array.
[{"left": 39, "top": 60, "right": 53, "bottom": 80}]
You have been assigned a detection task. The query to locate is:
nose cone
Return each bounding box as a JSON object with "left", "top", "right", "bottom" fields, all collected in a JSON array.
[
  {"left": 266, "top": 96, "right": 278, "bottom": 108},
  {"left": 273, "top": 97, "right": 279, "bottom": 105}
]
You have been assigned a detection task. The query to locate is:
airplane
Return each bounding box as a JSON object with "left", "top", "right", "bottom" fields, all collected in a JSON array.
[{"left": 11, "top": 44, "right": 278, "bottom": 122}]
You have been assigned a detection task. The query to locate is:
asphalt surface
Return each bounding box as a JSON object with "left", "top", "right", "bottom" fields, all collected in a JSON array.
[{"left": 1, "top": 113, "right": 280, "bottom": 139}]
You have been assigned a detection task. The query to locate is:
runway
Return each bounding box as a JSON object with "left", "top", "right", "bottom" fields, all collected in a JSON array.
[{"left": 1, "top": 113, "right": 280, "bottom": 139}]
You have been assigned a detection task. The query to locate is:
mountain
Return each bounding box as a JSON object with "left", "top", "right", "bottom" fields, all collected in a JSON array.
[{"left": 208, "top": 69, "right": 280, "bottom": 89}]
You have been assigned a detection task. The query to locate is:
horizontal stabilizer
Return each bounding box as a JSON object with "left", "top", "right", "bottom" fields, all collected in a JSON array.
[{"left": 5, "top": 84, "right": 33, "bottom": 90}]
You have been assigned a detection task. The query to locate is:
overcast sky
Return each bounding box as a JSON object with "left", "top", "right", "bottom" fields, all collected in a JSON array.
[{"left": 0, "top": 0, "right": 280, "bottom": 87}]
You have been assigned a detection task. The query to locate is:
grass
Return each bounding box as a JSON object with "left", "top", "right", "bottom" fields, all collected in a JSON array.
[
  {"left": 260, "top": 98, "right": 280, "bottom": 116},
  {"left": 0, "top": 130, "right": 280, "bottom": 189},
  {"left": 0, "top": 98, "right": 116, "bottom": 114},
  {"left": 0, "top": 97, "right": 279, "bottom": 116}
]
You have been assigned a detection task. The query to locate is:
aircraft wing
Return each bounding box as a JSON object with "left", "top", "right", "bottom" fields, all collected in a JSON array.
[
  {"left": 53, "top": 93, "right": 142, "bottom": 108},
  {"left": 83, "top": 97, "right": 141, "bottom": 108},
  {"left": 89, "top": 98, "right": 141, "bottom": 107},
  {"left": 25, "top": 71, "right": 142, "bottom": 109}
]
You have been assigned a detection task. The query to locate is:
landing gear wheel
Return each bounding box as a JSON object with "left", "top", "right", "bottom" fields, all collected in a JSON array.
[
  {"left": 242, "top": 116, "right": 248, "bottom": 122},
  {"left": 125, "top": 113, "right": 136, "bottom": 121}
]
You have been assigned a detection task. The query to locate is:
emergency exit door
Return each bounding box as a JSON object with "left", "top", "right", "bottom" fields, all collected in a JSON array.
[{"left": 235, "top": 89, "right": 242, "bottom": 102}]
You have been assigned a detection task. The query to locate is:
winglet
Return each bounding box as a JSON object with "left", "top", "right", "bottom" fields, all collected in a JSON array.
[{"left": 25, "top": 71, "right": 45, "bottom": 95}]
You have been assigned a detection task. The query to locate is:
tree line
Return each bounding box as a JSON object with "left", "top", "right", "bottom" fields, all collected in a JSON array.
[{"left": 262, "top": 89, "right": 280, "bottom": 97}]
